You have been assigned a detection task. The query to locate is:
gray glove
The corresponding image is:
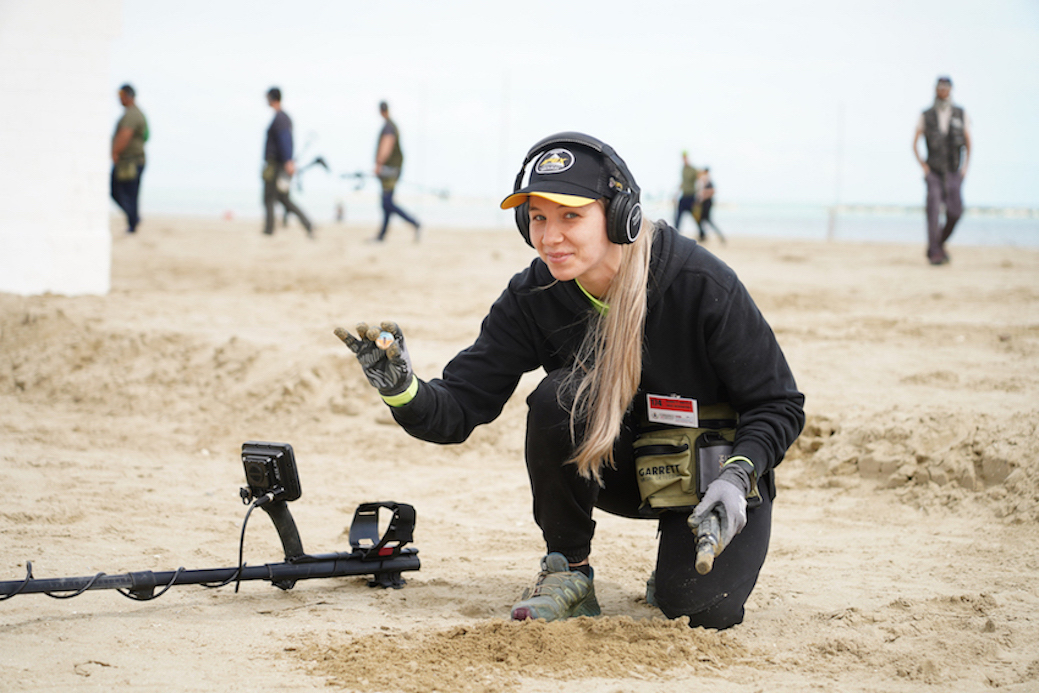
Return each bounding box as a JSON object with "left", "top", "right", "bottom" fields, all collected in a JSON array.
[
  {"left": 334, "top": 321, "right": 414, "bottom": 396},
  {"left": 689, "top": 464, "right": 751, "bottom": 549}
]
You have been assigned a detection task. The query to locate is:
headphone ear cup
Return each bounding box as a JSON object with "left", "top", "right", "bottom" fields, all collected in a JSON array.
[
  {"left": 515, "top": 201, "right": 533, "bottom": 247},
  {"left": 605, "top": 192, "right": 642, "bottom": 244}
]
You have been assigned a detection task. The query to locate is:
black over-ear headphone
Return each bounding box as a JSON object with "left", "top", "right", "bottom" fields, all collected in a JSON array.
[{"left": 511, "top": 132, "right": 643, "bottom": 247}]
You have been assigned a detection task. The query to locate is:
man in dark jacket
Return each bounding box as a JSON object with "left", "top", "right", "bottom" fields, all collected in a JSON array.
[
  {"left": 262, "top": 87, "right": 313, "bottom": 237},
  {"left": 913, "top": 76, "right": 972, "bottom": 265}
]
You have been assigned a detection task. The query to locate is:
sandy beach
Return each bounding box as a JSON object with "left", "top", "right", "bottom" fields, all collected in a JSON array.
[{"left": 1, "top": 214, "right": 1037, "bottom": 692}]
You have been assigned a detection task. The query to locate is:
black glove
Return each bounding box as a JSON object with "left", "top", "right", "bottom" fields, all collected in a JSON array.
[{"left": 334, "top": 321, "right": 414, "bottom": 396}]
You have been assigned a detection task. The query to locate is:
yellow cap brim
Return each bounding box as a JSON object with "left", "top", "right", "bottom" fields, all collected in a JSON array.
[{"left": 500, "top": 191, "right": 598, "bottom": 210}]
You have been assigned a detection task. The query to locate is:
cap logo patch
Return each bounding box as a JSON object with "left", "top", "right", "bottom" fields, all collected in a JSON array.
[{"left": 535, "top": 148, "right": 575, "bottom": 175}]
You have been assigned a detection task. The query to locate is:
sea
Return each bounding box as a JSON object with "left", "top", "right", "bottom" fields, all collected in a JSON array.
[{"left": 141, "top": 185, "right": 1039, "bottom": 249}]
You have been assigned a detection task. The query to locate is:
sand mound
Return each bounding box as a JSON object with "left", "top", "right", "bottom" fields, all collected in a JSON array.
[
  {"left": 300, "top": 616, "right": 739, "bottom": 692},
  {"left": 789, "top": 411, "right": 1039, "bottom": 522},
  {"left": 0, "top": 299, "right": 371, "bottom": 442}
]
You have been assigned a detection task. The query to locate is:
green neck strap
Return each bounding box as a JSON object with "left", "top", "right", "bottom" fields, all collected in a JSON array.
[{"left": 575, "top": 280, "right": 608, "bottom": 315}]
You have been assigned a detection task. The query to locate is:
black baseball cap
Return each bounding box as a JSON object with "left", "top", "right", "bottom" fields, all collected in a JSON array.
[
  {"left": 501, "top": 143, "right": 618, "bottom": 209},
  {"left": 936, "top": 76, "right": 953, "bottom": 86}
]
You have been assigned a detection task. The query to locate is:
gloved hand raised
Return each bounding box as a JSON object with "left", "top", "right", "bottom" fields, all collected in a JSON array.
[
  {"left": 689, "top": 463, "right": 752, "bottom": 550},
  {"left": 334, "top": 321, "right": 414, "bottom": 397}
]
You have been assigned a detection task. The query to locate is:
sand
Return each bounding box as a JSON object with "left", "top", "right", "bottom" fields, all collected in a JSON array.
[{"left": 1, "top": 214, "right": 1038, "bottom": 692}]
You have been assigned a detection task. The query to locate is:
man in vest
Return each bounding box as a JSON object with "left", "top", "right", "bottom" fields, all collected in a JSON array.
[
  {"left": 370, "top": 101, "right": 421, "bottom": 243},
  {"left": 913, "top": 76, "right": 972, "bottom": 265}
]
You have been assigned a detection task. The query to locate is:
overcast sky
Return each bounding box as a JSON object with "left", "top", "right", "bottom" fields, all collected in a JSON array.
[{"left": 110, "top": 0, "right": 1039, "bottom": 213}]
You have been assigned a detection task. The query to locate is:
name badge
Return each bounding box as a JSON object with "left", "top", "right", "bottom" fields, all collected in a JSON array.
[{"left": 646, "top": 393, "right": 699, "bottom": 428}]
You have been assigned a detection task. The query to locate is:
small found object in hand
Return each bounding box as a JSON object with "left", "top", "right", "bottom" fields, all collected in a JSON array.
[{"left": 375, "top": 331, "right": 395, "bottom": 350}]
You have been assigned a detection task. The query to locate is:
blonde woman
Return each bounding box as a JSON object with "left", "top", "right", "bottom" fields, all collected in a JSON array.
[{"left": 337, "top": 133, "right": 804, "bottom": 629}]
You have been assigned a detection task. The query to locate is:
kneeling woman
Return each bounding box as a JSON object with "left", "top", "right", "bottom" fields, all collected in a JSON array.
[{"left": 337, "top": 132, "right": 804, "bottom": 629}]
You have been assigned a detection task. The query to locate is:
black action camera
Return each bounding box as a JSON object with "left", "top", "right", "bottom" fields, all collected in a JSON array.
[{"left": 241, "top": 441, "right": 302, "bottom": 504}]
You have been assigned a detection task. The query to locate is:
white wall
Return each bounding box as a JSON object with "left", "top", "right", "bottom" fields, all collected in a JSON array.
[{"left": 0, "top": 0, "right": 121, "bottom": 296}]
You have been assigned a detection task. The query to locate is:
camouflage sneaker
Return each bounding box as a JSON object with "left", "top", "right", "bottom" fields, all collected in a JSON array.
[
  {"left": 510, "top": 553, "right": 601, "bottom": 622},
  {"left": 645, "top": 570, "right": 658, "bottom": 608}
]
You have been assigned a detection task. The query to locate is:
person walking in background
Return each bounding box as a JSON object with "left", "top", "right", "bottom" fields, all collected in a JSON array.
[
  {"left": 674, "top": 151, "right": 700, "bottom": 239},
  {"left": 913, "top": 76, "right": 971, "bottom": 265},
  {"left": 695, "top": 167, "right": 725, "bottom": 244},
  {"left": 370, "top": 101, "right": 421, "bottom": 243},
  {"left": 262, "top": 87, "right": 313, "bottom": 237},
  {"left": 111, "top": 84, "right": 148, "bottom": 234}
]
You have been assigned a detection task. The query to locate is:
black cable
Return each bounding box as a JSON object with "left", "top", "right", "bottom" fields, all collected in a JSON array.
[
  {"left": 200, "top": 497, "right": 260, "bottom": 592},
  {"left": 0, "top": 560, "right": 108, "bottom": 600},
  {"left": 116, "top": 567, "right": 185, "bottom": 601},
  {"left": 234, "top": 501, "right": 257, "bottom": 593},
  {"left": 0, "top": 561, "right": 34, "bottom": 601},
  {"left": 44, "top": 571, "right": 106, "bottom": 599}
]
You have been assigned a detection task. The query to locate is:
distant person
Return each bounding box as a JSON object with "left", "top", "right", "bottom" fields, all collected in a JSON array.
[
  {"left": 674, "top": 151, "right": 700, "bottom": 238},
  {"left": 111, "top": 84, "right": 148, "bottom": 234},
  {"left": 913, "top": 76, "right": 971, "bottom": 265},
  {"left": 695, "top": 167, "right": 725, "bottom": 244},
  {"left": 262, "top": 87, "right": 313, "bottom": 237},
  {"left": 370, "top": 101, "right": 420, "bottom": 243}
]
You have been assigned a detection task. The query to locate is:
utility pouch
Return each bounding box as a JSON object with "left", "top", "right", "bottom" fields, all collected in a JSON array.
[
  {"left": 633, "top": 427, "right": 702, "bottom": 514},
  {"left": 376, "top": 166, "right": 400, "bottom": 182},
  {"left": 262, "top": 161, "right": 277, "bottom": 183},
  {"left": 378, "top": 166, "right": 400, "bottom": 192},
  {"left": 115, "top": 160, "right": 138, "bottom": 182},
  {"left": 633, "top": 402, "right": 754, "bottom": 516}
]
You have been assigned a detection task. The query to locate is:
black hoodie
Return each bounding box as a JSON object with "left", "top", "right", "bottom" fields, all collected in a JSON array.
[{"left": 390, "top": 223, "right": 805, "bottom": 481}]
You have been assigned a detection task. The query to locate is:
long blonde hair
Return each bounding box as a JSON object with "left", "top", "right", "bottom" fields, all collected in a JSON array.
[{"left": 562, "top": 217, "right": 656, "bottom": 482}]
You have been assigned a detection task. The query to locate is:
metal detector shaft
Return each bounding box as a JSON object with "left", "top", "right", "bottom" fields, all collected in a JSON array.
[{"left": 0, "top": 550, "right": 419, "bottom": 598}]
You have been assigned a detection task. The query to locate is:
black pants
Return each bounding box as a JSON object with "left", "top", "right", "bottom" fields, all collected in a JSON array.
[
  {"left": 674, "top": 194, "right": 697, "bottom": 236},
  {"left": 524, "top": 370, "right": 772, "bottom": 629},
  {"left": 263, "top": 176, "right": 312, "bottom": 235},
  {"left": 377, "top": 186, "right": 419, "bottom": 240},
  {"left": 697, "top": 198, "right": 724, "bottom": 241},
  {"left": 111, "top": 163, "right": 144, "bottom": 232}
]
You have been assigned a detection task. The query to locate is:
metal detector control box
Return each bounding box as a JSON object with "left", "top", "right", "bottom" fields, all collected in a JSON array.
[{"left": 241, "top": 441, "right": 301, "bottom": 503}]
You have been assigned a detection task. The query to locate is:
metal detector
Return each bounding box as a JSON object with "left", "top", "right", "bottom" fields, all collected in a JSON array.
[
  {"left": 0, "top": 441, "right": 419, "bottom": 602},
  {"left": 341, "top": 171, "right": 450, "bottom": 199}
]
